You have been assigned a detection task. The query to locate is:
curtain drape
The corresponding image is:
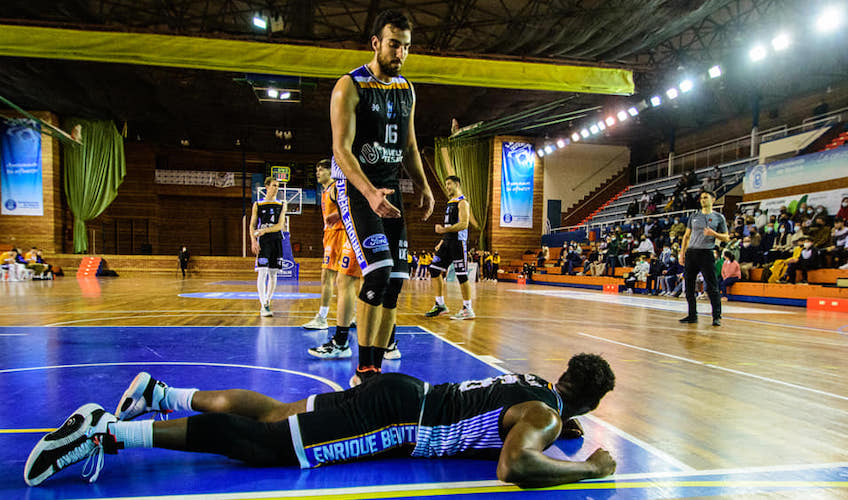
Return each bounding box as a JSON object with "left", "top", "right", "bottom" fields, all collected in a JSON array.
[
  {"left": 63, "top": 118, "right": 126, "bottom": 253},
  {"left": 434, "top": 137, "right": 492, "bottom": 249}
]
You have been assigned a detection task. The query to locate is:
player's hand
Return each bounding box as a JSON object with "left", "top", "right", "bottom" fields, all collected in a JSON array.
[
  {"left": 435, "top": 224, "right": 445, "bottom": 234},
  {"left": 703, "top": 228, "right": 716, "bottom": 237},
  {"left": 367, "top": 188, "right": 401, "bottom": 218},
  {"left": 560, "top": 418, "right": 584, "bottom": 439},
  {"left": 586, "top": 448, "right": 616, "bottom": 478},
  {"left": 250, "top": 240, "right": 259, "bottom": 255},
  {"left": 421, "top": 189, "right": 435, "bottom": 221},
  {"left": 679, "top": 253, "right": 685, "bottom": 266}
]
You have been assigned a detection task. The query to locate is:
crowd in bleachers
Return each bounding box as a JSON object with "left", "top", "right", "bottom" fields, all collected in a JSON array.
[
  {"left": 1, "top": 246, "right": 56, "bottom": 281},
  {"left": 546, "top": 194, "right": 848, "bottom": 295},
  {"left": 408, "top": 247, "right": 500, "bottom": 282}
]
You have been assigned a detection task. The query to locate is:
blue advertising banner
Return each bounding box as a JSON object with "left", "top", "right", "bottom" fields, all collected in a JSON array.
[
  {"left": 499, "top": 141, "right": 535, "bottom": 228},
  {"left": 744, "top": 147, "right": 848, "bottom": 194},
  {"left": 1, "top": 120, "right": 43, "bottom": 216}
]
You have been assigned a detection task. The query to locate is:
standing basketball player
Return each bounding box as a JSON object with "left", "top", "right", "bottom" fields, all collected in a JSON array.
[
  {"left": 425, "top": 176, "right": 474, "bottom": 320},
  {"left": 679, "top": 189, "right": 728, "bottom": 326},
  {"left": 249, "top": 177, "right": 287, "bottom": 317},
  {"left": 330, "top": 10, "right": 434, "bottom": 385}
]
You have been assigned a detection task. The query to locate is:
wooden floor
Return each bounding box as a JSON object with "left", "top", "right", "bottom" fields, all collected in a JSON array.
[{"left": 2, "top": 273, "right": 847, "bottom": 498}]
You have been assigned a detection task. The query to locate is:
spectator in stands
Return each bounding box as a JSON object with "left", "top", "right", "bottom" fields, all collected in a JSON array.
[
  {"left": 821, "top": 218, "right": 847, "bottom": 269},
  {"left": 719, "top": 251, "right": 741, "bottom": 300},
  {"left": 659, "top": 254, "right": 683, "bottom": 296},
  {"left": 754, "top": 208, "right": 767, "bottom": 230},
  {"left": 810, "top": 215, "right": 832, "bottom": 250},
  {"left": 639, "top": 191, "right": 650, "bottom": 213},
  {"left": 178, "top": 245, "right": 190, "bottom": 278},
  {"left": 792, "top": 202, "right": 810, "bottom": 226},
  {"left": 584, "top": 244, "right": 605, "bottom": 277},
  {"left": 624, "top": 255, "right": 649, "bottom": 294},
  {"left": 635, "top": 234, "right": 655, "bottom": 259},
  {"left": 536, "top": 246, "right": 549, "bottom": 268},
  {"left": 669, "top": 217, "right": 686, "bottom": 241},
  {"left": 748, "top": 226, "right": 762, "bottom": 249},
  {"left": 760, "top": 223, "right": 776, "bottom": 253},
  {"left": 619, "top": 234, "right": 635, "bottom": 267},
  {"left": 604, "top": 235, "right": 619, "bottom": 277},
  {"left": 659, "top": 245, "right": 673, "bottom": 266},
  {"left": 651, "top": 189, "right": 665, "bottom": 208},
  {"left": 782, "top": 237, "right": 819, "bottom": 284},
  {"left": 765, "top": 221, "right": 794, "bottom": 262},
  {"left": 814, "top": 205, "right": 829, "bottom": 221},
  {"left": 837, "top": 197, "right": 848, "bottom": 221},
  {"left": 645, "top": 255, "right": 663, "bottom": 295},
  {"left": 674, "top": 175, "right": 687, "bottom": 196},
  {"left": 686, "top": 169, "right": 699, "bottom": 188},
  {"left": 768, "top": 214, "right": 778, "bottom": 231},
  {"left": 627, "top": 199, "right": 640, "bottom": 217},
  {"left": 561, "top": 244, "right": 584, "bottom": 276}
]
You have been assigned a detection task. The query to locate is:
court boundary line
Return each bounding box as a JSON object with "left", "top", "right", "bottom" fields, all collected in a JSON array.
[
  {"left": 413, "top": 324, "right": 697, "bottom": 472},
  {"left": 577, "top": 332, "right": 848, "bottom": 401},
  {"left": 71, "top": 462, "right": 848, "bottom": 500}
]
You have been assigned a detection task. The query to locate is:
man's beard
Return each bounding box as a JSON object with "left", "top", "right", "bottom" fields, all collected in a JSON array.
[{"left": 378, "top": 54, "right": 402, "bottom": 76}]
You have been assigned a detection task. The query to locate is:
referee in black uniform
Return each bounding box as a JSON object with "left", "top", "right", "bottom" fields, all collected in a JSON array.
[{"left": 679, "top": 189, "right": 729, "bottom": 326}]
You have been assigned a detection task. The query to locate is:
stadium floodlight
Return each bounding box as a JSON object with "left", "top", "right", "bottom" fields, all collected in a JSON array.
[
  {"left": 772, "top": 33, "right": 791, "bottom": 51},
  {"left": 816, "top": 6, "right": 843, "bottom": 33},
  {"left": 679, "top": 79, "right": 693, "bottom": 93},
  {"left": 749, "top": 44, "right": 767, "bottom": 62},
  {"left": 628, "top": 106, "right": 639, "bottom": 116},
  {"left": 617, "top": 111, "right": 629, "bottom": 122},
  {"left": 650, "top": 96, "right": 662, "bottom": 107},
  {"left": 605, "top": 116, "right": 616, "bottom": 126},
  {"left": 544, "top": 145, "right": 555, "bottom": 154},
  {"left": 580, "top": 129, "right": 590, "bottom": 138},
  {"left": 589, "top": 125, "right": 599, "bottom": 135},
  {"left": 666, "top": 87, "right": 679, "bottom": 100},
  {"left": 253, "top": 16, "right": 267, "bottom": 29},
  {"left": 557, "top": 138, "right": 566, "bottom": 148},
  {"left": 267, "top": 89, "right": 279, "bottom": 98},
  {"left": 709, "top": 65, "right": 722, "bottom": 79},
  {"left": 571, "top": 132, "right": 581, "bottom": 142},
  {"left": 279, "top": 91, "right": 291, "bottom": 100},
  {"left": 537, "top": 149, "right": 545, "bottom": 158},
  {"left": 597, "top": 121, "right": 606, "bottom": 131}
]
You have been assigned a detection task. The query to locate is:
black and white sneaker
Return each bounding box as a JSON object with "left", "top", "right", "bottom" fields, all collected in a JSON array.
[
  {"left": 308, "top": 339, "right": 352, "bottom": 359},
  {"left": 24, "top": 403, "right": 118, "bottom": 486},
  {"left": 116, "top": 372, "right": 172, "bottom": 421},
  {"left": 384, "top": 341, "right": 402, "bottom": 359}
]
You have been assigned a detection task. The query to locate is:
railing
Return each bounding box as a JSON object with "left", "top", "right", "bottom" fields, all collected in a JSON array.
[
  {"left": 616, "top": 157, "right": 754, "bottom": 205},
  {"left": 635, "top": 134, "right": 756, "bottom": 183},
  {"left": 552, "top": 205, "right": 726, "bottom": 234},
  {"left": 760, "top": 107, "right": 848, "bottom": 143}
]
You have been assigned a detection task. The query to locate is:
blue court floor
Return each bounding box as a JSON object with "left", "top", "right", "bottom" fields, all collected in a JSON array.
[{"left": 0, "top": 325, "right": 845, "bottom": 499}]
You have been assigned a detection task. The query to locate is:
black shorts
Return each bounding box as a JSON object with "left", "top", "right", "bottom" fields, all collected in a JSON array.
[
  {"left": 289, "top": 373, "right": 429, "bottom": 468},
  {"left": 255, "top": 236, "right": 284, "bottom": 270},
  {"left": 430, "top": 239, "right": 468, "bottom": 276},
  {"left": 336, "top": 178, "right": 409, "bottom": 279}
]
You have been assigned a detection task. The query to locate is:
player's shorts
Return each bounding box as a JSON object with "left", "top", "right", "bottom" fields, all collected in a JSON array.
[
  {"left": 430, "top": 239, "right": 468, "bottom": 276},
  {"left": 337, "top": 236, "right": 361, "bottom": 278},
  {"left": 322, "top": 229, "right": 346, "bottom": 271},
  {"left": 255, "top": 236, "right": 284, "bottom": 270},
  {"left": 290, "top": 373, "right": 429, "bottom": 468},
  {"left": 335, "top": 178, "right": 409, "bottom": 279}
]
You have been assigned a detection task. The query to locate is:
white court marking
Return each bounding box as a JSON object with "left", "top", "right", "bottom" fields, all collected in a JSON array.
[
  {"left": 509, "top": 289, "right": 791, "bottom": 314},
  {"left": 578, "top": 332, "right": 848, "bottom": 402}
]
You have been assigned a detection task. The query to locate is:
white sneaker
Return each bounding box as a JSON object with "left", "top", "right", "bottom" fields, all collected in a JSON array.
[
  {"left": 24, "top": 403, "right": 117, "bottom": 486},
  {"left": 308, "top": 339, "right": 351, "bottom": 359},
  {"left": 116, "top": 372, "right": 172, "bottom": 421},
  {"left": 260, "top": 305, "right": 273, "bottom": 317},
  {"left": 384, "top": 341, "right": 402, "bottom": 359},
  {"left": 450, "top": 306, "right": 476, "bottom": 320},
  {"left": 302, "top": 314, "right": 328, "bottom": 329}
]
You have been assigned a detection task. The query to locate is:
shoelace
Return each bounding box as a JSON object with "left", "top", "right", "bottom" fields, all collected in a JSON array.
[
  {"left": 81, "top": 436, "right": 105, "bottom": 483},
  {"left": 55, "top": 438, "right": 103, "bottom": 483}
]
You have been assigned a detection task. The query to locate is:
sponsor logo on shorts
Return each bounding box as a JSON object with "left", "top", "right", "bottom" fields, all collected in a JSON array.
[
  {"left": 257, "top": 257, "right": 269, "bottom": 265},
  {"left": 363, "top": 234, "right": 389, "bottom": 251},
  {"left": 336, "top": 179, "right": 366, "bottom": 269},
  {"left": 305, "top": 424, "right": 417, "bottom": 466}
]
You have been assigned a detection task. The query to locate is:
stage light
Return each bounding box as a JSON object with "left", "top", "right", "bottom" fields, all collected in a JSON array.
[
  {"left": 544, "top": 145, "right": 555, "bottom": 154},
  {"left": 580, "top": 129, "right": 590, "bottom": 138},
  {"left": 650, "top": 96, "right": 662, "bottom": 107},
  {"left": 628, "top": 106, "right": 639, "bottom": 116},
  {"left": 571, "top": 132, "right": 581, "bottom": 142},
  {"left": 590, "top": 125, "right": 599, "bottom": 135},
  {"left": 253, "top": 16, "right": 267, "bottom": 29},
  {"left": 772, "top": 33, "right": 791, "bottom": 51},
  {"left": 666, "top": 87, "right": 679, "bottom": 100},
  {"left": 267, "top": 89, "right": 279, "bottom": 98},
  {"left": 597, "top": 121, "right": 606, "bottom": 131},
  {"left": 679, "top": 79, "right": 693, "bottom": 93},
  {"left": 605, "top": 116, "right": 616, "bottom": 126},
  {"left": 749, "top": 44, "right": 767, "bottom": 62},
  {"left": 816, "top": 6, "right": 843, "bottom": 33},
  {"left": 557, "top": 138, "right": 566, "bottom": 148},
  {"left": 617, "top": 111, "right": 629, "bottom": 121},
  {"left": 279, "top": 91, "right": 291, "bottom": 100},
  {"left": 709, "top": 65, "right": 722, "bottom": 78},
  {"left": 537, "top": 149, "right": 545, "bottom": 158}
]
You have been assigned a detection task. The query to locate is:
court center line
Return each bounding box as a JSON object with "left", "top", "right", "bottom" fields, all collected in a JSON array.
[
  {"left": 413, "top": 324, "right": 697, "bottom": 472},
  {"left": 578, "top": 332, "right": 848, "bottom": 402}
]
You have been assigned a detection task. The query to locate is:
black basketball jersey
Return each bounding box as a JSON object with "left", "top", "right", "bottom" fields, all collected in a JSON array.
[
  {"left": 330, "top": 65, "right": 415, "bottom": 188},
  {"left": 256, "top": 200, "right": 284, "bottom": 242},
  {"left": 442, "top": 195, "right": 467, "bottom": 242},
  {"left": 412, "top": 373, "right": 563, "bottom": 460}
]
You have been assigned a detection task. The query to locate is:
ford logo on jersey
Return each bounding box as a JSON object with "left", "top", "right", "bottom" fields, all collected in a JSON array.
[{"left": 363, "top": 234, "right": 389, "bottom": 250}]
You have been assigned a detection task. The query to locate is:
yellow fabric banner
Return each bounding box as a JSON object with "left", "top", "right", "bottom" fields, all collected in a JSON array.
[{"left": 0, "top": 25, "right": 633, "bottom": 95}]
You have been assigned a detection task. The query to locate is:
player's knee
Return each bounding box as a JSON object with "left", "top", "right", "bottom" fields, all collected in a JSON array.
[
  {"left": 382, "top": 277, "right": 405, "bottom": 309},
  {"left": 429, "top": 267, "right": 442, "bottom": 279},
  {"left": 359, "top": 266, "right": 391, "bottom": 306},
  {"left": 456, "top": 273, "right": 468, "bottom": 284}
]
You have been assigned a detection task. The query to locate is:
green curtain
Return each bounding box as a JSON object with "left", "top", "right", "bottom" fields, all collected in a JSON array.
[
  {"left": 434, "top": 137, "right": 492, "bottom": 249},
  {"left": 63, "top": 118, "right": 126, "bottom": 253}
]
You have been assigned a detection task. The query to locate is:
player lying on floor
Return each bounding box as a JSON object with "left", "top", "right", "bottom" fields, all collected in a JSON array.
[{"left": 25, "top": 353, "right": 616, "bottom": 489}]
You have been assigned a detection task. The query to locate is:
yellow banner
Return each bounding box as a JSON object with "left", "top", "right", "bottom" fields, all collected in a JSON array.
[{"left": 0, "top": 25, "right": 633, "bottom": 95}]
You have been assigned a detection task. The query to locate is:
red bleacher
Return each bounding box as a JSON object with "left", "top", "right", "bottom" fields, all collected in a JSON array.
[
  {"left": 822, "top": 131, "right": 848, "bottom": 151},
  {"left": 572, "top": 186, "right": 631, "bottom": 229}
]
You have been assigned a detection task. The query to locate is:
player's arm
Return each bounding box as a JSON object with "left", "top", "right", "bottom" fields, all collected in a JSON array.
[
  {"left": 403, "top": 82, "right": 434, "bottom": 220},
  {"left": 679, "top": 227, "right": 691, "bottom": 265},
  {"left": 496, "top": 402, "right": 615, "bottom": 489},
  {"left": 703, "top": 216, "right": 730, "bottom": 242},
  {"left": 436, "top": 199, "right": 470, "bottom": 234},
  {"left": 330, "top": 76, "right": 400, "bottom": 218},
  {"left": 325, "top": 185, "right": 341, "bottom": 226},
  {"left": 249, "top": 203, "right": 260, "bottom": 255}
]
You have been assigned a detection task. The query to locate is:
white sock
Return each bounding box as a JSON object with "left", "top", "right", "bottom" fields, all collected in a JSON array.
[
  {"left": 163, "top": 387, "right": 198, "bottom": 412},
  {"left": 435, "top": 296, "right": 445, "bottom": 306},
  {"left": 266, "top": 270, "right": 278, "bottom": 302},
  {"left": 463, "top": 300, "right": 472, "bottom": 309},
  {"left": 257, "top": 269, "right": 268, "bottom": 305},
  {"left": 318, "top": 306, "right": 329, "bottom": 318},
  {"left": 109, "top": 420, "right": 153, "bottom": 449}
]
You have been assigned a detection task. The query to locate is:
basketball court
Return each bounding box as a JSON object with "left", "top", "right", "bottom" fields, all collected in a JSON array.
[{"left": 1, "top": 275, "right": 845, "bottom": 499}]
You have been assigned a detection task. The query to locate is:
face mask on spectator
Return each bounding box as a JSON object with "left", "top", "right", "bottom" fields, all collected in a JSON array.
[
  {"left": 779, "top": 227, "right": 786, "bottom": 233},
  {"left": 843, "top": 201, "right": 848, "bottom": 207},
  {"left": 670, "top": 257, "right": 676, "bottom": 262},
  {"left": 755, "top": 211, "right": 761, "bottom": 216},
  {"left": 674, "top": 219, "right": 680, "bottom": 223},
  {"left": 807, "top": 209, "right": 813, "bottom": 215},
  {"left": 804, "top": 242, "right": 813, "bottom": 248},
  {"left": 765, "top": 226, "right": 773, "bottom": 233}
]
